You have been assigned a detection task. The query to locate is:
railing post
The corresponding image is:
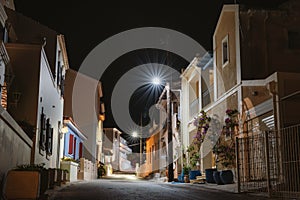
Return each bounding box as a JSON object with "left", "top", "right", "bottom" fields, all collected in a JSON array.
[
  {"left": 236, "top": 137, "right": 241, "bottom": 193},
  {"left": 264, "top": 131, "right": 271, "bottom": 197}
]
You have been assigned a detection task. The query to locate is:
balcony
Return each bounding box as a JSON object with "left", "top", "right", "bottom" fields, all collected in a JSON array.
[
  {"left": 202, "top": 85, "right": 214, "bottom": 108},
  {"left": 189, "top": 98, "right": 199, "bottom": 120}
]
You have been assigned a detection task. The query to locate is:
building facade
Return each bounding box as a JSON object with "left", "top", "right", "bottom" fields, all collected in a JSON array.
[
  {"left": 5, "top": 38, "right": 68, "bottom": 168},
  {"left": 180, "top": 53, "right": 214, "bottom": 172},
  {"left": 119, "top": 136, "right": 133, "bottom": 172},
  {"left": 140, "top": 84, "right": 181, "bottom": 180},
  {"left": 103, "top": 128, "right": 122, "bottom": 171},
  {"left": 64, "top": 69, "right": 105, "bottom": 164},
  {"left": 62, "top": 117, "right": 87, "bottom": 161},
  {"left": 180, "top": 1, "right": 300, "bottom": 190}
]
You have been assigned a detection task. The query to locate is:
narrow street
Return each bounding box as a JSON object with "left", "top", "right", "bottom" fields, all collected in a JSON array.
[{"left": 50, "top": 175, "right": 270, "bottom": 200}]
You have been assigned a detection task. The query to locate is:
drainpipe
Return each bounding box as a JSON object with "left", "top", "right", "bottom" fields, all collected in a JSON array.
[
  {"left": 264, "top": 12, "right": 269, "bottom": 77},
  {"left": 167, "top": 83, "right": 174, "bottom": 182},
  {"left": 268, "top": 80, "right": 282, "bottom": 184}
]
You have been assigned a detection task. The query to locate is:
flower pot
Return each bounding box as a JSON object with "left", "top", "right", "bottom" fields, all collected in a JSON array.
[
  {"left": 184, "top": 175, "right": 190, "bottom": 183},
  {"left": 4, "top": 170, "right": 41, "bottom": 199},
  {"left": 55, "top": 169, "right": 62, "bottom": 186},
  {"left": 213, "top": 171, "right": 224, "bottom": 185},
  {"left": 205, "top": 168, "right": 217, "bottom": 183},
  {"left": 62, "top": 170, "right": 68, "bottom": 183},
  {"left": 40, "top": 169, "right": 49, "bottom": 194},
  {"left": 48, "top": 168, "right": 55, "bottom": 189},
  {"left": 220, "top": 170, "right": 234, "bottom": 184}
]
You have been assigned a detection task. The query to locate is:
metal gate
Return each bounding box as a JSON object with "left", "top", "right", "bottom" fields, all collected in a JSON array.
[{"left": 236, "top": 125, "right": 300, "bottom": 199}]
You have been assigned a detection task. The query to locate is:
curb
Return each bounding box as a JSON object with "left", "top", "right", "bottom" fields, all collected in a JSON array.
[{"left": 45, "top": 180, "right": 85, "bottom": 200}]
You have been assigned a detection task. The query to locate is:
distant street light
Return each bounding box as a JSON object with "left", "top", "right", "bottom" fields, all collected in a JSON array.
[
  {"left": 132, "top": 131, "right": 142, "bottom": 166},
  {"left": 132, "top": 131, "right": 138, "bottom": 138}
]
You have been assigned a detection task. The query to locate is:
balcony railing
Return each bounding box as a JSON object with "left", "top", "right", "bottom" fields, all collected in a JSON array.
[
  {"left": 202, "top": 85, "right": 214, "bottom": 108},
  {"left": 189, "top": 98, "right": 199, "bottom": 120}
]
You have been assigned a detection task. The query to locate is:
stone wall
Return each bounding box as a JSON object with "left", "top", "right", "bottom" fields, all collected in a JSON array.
[
  {"left": 0, "top": 107, "right": 32, "bottom": 196},
  {"left": 77, "top": 158, "right": 97, "bottom": 180}
]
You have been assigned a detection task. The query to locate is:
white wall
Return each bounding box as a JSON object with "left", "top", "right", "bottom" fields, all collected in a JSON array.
[
  {"left": 0, "top": 107, "right": 32, "bottom": 191},
  {"left": 34, "top": 49, "right": 64, "bottom": 168}
]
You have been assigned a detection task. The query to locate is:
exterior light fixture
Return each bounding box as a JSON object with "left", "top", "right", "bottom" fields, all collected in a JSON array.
[{"left": 61, "top": 126, "right": 68, "bottom": 134}]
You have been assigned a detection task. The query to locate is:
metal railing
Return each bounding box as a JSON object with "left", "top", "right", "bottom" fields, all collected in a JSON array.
[
  {"left": 189, "top": 98, "right": 199, "bottom": 120},
  {"left": 202, "top": 85, "right": 214, "bottom": 108},
  {"left": 236, "top": 124, "right": 300, "bottom": 199}
]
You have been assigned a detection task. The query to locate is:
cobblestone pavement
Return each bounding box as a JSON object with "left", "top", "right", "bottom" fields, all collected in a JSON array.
[{"left": 49, "top": 175, "right": 273, "bottom": 200}]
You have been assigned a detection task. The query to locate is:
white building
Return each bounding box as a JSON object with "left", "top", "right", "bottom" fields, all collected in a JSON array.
[
  {"left": 5, "top": 35, "right": 68, "bottom": 168},
  {"left": 180, "top": 53, "right": 214, "bottom": 172},
  {"left": 64, "top": 69, "right": 105, "bottom": 164},
  {"left": 119, "top": 136, "right": 133, "bottom": 171}
]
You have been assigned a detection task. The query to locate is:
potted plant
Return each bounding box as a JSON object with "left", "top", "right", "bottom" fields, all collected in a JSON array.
[
  {"left": 212, "top": 108, "right": 239, "bottom": 184},
  {"left": 60, "top": 157, "right": 79, "bottom": 182},
  {"left": 97, "top": 163, "right": 106, "bottom": 178},
  {"left": 62, "top": 169, "right": 69, "bottom": 184},
  {"left": 183, "top": 165, "right": 191, "bottom": 183},
  {"left": 185, "top": 110, "right": 211, "bottom": 181},
  {"left": 205, "top": 168, "right": 217, "bottom": 183},
  {"left": 4, "top": 163, "right": 48, "bottom": 199}
]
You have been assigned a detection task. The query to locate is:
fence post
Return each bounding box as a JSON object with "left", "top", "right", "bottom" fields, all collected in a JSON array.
[
  {"left": 236, "top": 137, "right": 241, "bottom": 193},
  {"left": 264, "top": 131, "right": 271, "bottom": 197}
]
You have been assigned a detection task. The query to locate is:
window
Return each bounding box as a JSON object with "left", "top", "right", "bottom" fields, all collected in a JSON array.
[
  {"left": 196, "top": 81, "right": 199, "bottom": 98},
  {"left": 288, "top": 31, "right": 300, "bottom": 49},
  {"left": 149, "top": 147, "right": 152, "bottom": 164},
  {"left": 60, "top": 75, "right": 65, "bottom": 97},
  {"left": 57, "top": 63, "right": 61, "bottom": 86},
  {"left": 68, "top": 134, "right": 74, "bottom": 154},
  {"left": 222, "top": 35, "right": 229, "bottom": 67},
  {"left": 3, "top": 28, "right": 8, "bottom": 43}
]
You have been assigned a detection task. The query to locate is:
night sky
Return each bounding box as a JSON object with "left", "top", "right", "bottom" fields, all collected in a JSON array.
[{"left": 13, "top": 0, "right": 288, "bottom": 140}]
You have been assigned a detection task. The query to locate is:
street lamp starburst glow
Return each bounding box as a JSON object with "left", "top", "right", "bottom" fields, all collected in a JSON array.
[
  {"left": 152, "top": 77, "right": 161, "bottom": 85},
  {"left": 132, "top": 131, "right": 138, "bottom": 138}
]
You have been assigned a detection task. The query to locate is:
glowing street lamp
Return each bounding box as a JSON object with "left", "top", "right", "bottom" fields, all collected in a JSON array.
[
  {"left": 132, "top": 131, "right": 142, "bottom": 166},
  {"left": 151, "top": 76, "right": 174, "bottom": 182},
  {"left": 152, "top": 77, "right": 161, "bottom": 85},
  {"left": 132, "top": 131, "right": 138, "bottom": 138}
]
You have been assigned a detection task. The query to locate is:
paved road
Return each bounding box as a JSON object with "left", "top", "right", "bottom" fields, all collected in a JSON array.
[{"left": 50, "top": 175, "right": 270, "bottom": 200}]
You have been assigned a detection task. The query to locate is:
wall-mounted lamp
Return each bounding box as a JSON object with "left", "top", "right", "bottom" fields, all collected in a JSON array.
[
  {"left": 59, "top": 125, "right": 68, "bottom": 139},
  {"left": 252, "top": 91, "right": 258, "bottom": 96},
  {"left": 12, "top": 91, "right": 21, "bottom": 103},
  {"left": 8, "top": 91, "right": 21, "bottom": 107},
  {"left": 61, "top": 126, "right": 68, "bottom": 134}
]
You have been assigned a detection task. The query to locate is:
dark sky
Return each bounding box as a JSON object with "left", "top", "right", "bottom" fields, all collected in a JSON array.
[{"left": 13, "top": 0, "right": 288, "bottom": 139}]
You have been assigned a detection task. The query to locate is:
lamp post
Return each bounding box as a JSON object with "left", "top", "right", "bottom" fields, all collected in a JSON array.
[
  {"left": 166, "top": 82, "right": 174, "bottom": 182},
  {"left": 152, "top": 78, "right": 174, "bottom": 182},
  {"left": 132, "top": 131, "right": 142, "bottom": 166}
]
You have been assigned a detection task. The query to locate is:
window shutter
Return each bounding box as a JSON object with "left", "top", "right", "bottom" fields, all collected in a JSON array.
[
  {"left": 49, "top": 128, "right": 53, "bottom": 155},
  {"left": 39, "top": 109, "right": 46, "bottom": 150},
  {"left": 79, "top": 142, "right": 83, "bottom": 158},
  {"left": 74, "top": 138, "right": 77, "bottom": 159},
  {"left": 68, "top": 134, "right": 74, "bottom": 154},
  {"left": 45, "top": 118, "right": 51, "bottom": 155}
]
